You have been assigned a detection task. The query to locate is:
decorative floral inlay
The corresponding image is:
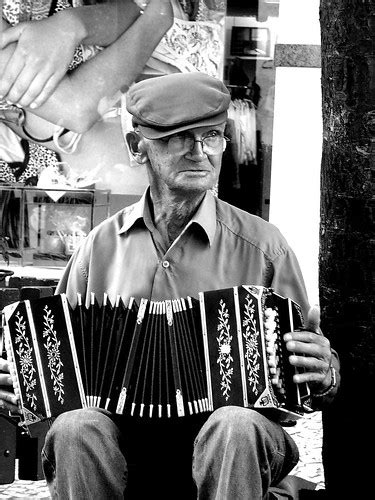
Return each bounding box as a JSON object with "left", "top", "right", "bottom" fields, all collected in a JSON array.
[
  {"left": 216, "top": 299, "right": 233, "bottom": 400},
  {"left": 42, "top": 305, "right": 65, "bottom": 404},
  {"left": 242, "top": 294, "right": 261, "bottom": 394},
  {"left": 14, "top": 311, "right": 38, "bottom": 411}
]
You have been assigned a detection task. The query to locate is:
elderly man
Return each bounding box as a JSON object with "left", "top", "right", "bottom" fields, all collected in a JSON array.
[{"left": 0, "top": 72, "right": 340, "bottom": 499}]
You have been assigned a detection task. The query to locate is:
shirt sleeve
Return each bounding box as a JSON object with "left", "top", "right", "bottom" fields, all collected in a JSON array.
[
  {"left": 55, "top": 235, "right": 91, "bottom": 305},
  {"left": 270, "top": 246, "right": 311, "bottom": 320}
]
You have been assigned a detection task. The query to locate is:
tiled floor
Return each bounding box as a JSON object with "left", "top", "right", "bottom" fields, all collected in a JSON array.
[
  {"left": 286, "top": 411, "right": 325, "bottom": 489},
  {"left": 0, "top": 479, "right": 49, "bottom": 500},
  {"left": 0, "top": 412, "right": 324, "bottom": 499}
]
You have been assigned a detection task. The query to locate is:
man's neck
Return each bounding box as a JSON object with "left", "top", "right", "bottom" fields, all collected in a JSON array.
[{"left": 150, "top": 189, "right": 206, "bottom": 248}]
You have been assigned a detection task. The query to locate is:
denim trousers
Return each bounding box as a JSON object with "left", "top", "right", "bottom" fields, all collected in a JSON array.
[{"left": 42, "top": 406, "right": 299, "bottom": 500}]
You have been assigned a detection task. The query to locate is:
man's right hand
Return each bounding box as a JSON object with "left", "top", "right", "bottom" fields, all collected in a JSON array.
[{"left": 0, "top": 357, "right": 20, "bottom": 414}]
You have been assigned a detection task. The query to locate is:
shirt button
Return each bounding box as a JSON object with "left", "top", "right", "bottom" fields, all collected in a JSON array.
[{"left": 162, "top": 260, "right": 170, "bottom": 269}]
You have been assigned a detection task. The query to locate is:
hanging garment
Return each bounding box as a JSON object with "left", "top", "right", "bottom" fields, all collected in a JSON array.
[
  {"left": 228, "top": 99, "right": 257, "bottom": 165},
  {"left": 143, "top": 0, "right": 226, "bottom": 78},
  {"left": 147, "top": 17, "right": 224, "bottom": 77}
]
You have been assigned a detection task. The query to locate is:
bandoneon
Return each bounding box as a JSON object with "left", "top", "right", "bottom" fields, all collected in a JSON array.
[{"left": 2, "top": 285, "right": 312, "bottom": 427}]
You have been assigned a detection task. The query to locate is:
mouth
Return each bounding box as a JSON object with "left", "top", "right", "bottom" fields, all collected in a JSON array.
[
  {"left": 180, "top": 168, "right": 211, "bottom": 174},
  {"left": 180, "top": 170, "right": 212, "bottom": 179}
]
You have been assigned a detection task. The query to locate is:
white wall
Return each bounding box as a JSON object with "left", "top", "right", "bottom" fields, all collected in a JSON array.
[
  {"left": 269, "top": 0, "right": 322, "bottom": 305},
  {"left": 276, "top": 0, "right": 321, "bottom": 45},
  {"left": 270, "top": 68, "right": 322, "bottom": 305}
]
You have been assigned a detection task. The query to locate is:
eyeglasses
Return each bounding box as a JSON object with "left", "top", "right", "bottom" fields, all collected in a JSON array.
[{"left": 156, "top": 132, "right": 230, "bottom": 155}]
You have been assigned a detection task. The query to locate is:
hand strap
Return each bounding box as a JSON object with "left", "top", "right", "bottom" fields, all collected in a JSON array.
[
  {"left": 22, "top": 125, "right": 70, "bottom": 144},
  {"left": 313, "top": 365, "right": 337, "bottom": 397}
]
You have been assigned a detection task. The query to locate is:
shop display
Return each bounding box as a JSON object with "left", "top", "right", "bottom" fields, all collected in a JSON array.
[{"left": 0, "top": 185, "right": 110, "bottom": 267}]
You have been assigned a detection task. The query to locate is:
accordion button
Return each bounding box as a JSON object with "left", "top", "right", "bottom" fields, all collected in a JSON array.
[{"left": 162, "top": 260, "right": 170, "bottom": 269}]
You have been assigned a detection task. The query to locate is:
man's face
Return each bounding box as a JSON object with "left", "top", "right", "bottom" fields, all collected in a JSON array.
[{"left": 141, "top": 124, "right": 226, "bottom": 197}]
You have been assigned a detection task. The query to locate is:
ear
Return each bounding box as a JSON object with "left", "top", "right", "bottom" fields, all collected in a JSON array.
[{"left": 125, "top": 131, "right": 148, "bottom": 164}]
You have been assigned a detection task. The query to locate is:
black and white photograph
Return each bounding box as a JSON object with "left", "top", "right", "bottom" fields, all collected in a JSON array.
[{"left": 0, "top": 0, "right": 373, "bottom": 498}]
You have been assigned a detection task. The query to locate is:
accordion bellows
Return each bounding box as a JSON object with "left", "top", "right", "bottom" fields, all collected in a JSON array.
[{"left": 3, "top": 285, "right": 312, "bottom": 427}]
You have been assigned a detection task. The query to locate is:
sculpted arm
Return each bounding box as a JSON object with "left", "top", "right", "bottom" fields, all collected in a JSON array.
[
  {"left": 0, "top": 0, "right": 144, "bottom": 108},
  {"left": 0, "top": 0, "right": 173, "bottom": 133}
]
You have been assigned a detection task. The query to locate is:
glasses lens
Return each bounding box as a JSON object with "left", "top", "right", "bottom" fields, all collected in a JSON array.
[
  {"left": 202, "top": 135, "right": 224, "bottom": 154},
  {"left": 167, "top": 133, "right": 227, "bottom": 155},
  {"left": 168, "top": 135, "right": 193, "bottom": 154}
]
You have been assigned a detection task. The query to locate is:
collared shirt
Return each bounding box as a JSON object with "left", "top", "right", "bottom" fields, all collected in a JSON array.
[
  {"left": 57, "top": 189, "right": 310, "bottom": 318},
  {"left": 57, "top": 189, "right": 341, "bottom": 410}
]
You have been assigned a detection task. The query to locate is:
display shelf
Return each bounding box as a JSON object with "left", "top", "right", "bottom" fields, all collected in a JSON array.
[{"left": 0, "top": 185, "right": 110, "bottom": 268}]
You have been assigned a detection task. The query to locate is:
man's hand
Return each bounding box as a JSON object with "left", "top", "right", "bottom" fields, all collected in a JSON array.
[
  {"left": 283, "top": 306, "right": 335, "bottom": 395},
  {"left": 0, "top": 15, "right": 81, "bottom": 109},
  {"left": 0, "top": 357, "right": 21, "bottom": 414}
]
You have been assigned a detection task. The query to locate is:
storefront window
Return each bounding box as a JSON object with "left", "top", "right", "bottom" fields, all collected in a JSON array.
[
  {"left": 220, "top": 0, "right": 280, "bottom": 220},
  {"left": 0, "top": 0, "right": 281, "bottom": 269}
]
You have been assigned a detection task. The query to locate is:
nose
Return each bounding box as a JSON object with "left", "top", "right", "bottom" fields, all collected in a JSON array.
[{"left": 186, "top": 139, "right": 206, "bottom": 159}]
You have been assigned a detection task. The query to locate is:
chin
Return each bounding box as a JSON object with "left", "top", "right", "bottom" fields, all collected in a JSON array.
[
  {"left": 181, "top": 176, "right": 217, "bottom": 191},
  {"left": 179, "top": 182, "right": 214, "bottom": 194}
]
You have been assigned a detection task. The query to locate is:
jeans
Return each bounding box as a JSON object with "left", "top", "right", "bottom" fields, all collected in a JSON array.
[{"left": 42, "top": 406, "right": 299, "bottom": 499}]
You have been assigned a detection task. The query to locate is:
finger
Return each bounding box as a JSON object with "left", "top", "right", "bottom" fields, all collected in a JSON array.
[
  {"left": 16, "top": 72, "right": 54, "bottom": 108},
  {"left": 287, "top": 355, "right": 328, "bottom": 386},
  {"left": 0, "top": 53, "right": 26, "bottom": 100},
  {"left": 304, "top": 304, "right": 320, "bottom": 333},
  {"left": 285, "top": 329, "right": 325, "bottom": 345},
  {"left": 0, "top": 357, "right": 10, "bottom": 372},
  {"left": 0, "top": 373, "right": 13, "bottom": 386},
  {"left": 0, "top": 388, "right": 19, "bottom": 407},
  {"left": 0, "top": 398, "right": 21, "bottom": 414},
  {"left": 6, "top": 64, "right": 45, "bottom": 105},
  {"left": 289, "top": 353, "right": 326, "bottom": 372},
  {"left": 285, "top": 334, "right": 331, "bottom": 356},
  {"left": 0, "top": 24, "right": 24, "bottom": 49},
  {"left": 291, "top": 366, "right": 329, "bottom": 386},
  {"left": 292, "top": 370, "right": 324, "bottom": 385},
  {"left": 20, "top": 71, "right": 63, "bottom": 109},
  {"left": 286, "top": 340, "right": 322, "bottom": 360}
]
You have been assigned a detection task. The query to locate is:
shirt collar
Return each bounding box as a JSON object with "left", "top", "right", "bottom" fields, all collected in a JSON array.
[
  {"left": 118, "top": 188, "right": 217, "bottom": 245},
  {"left": 186, "top": 190, "right": 217, "bottom": 246},
  {"left": 118, "top": 190, "right": 149, "bottom": 234}
]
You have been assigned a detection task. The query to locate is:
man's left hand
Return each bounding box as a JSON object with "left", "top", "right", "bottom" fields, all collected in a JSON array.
[{"left": 283, "top": 306, "right": 334, "bottom": 395}]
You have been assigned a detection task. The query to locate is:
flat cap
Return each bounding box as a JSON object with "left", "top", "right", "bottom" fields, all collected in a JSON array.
[{"left": 126, "top": 72, "right": 231, "bottom": 139}]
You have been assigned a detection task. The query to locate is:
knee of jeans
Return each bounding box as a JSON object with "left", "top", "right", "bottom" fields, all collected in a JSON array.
[
  {"left": 48, "top": 408, "right": 111, "bottom": 445},
  {"left": 206, "top": 406, "right": 267, "bottom": 441}
]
